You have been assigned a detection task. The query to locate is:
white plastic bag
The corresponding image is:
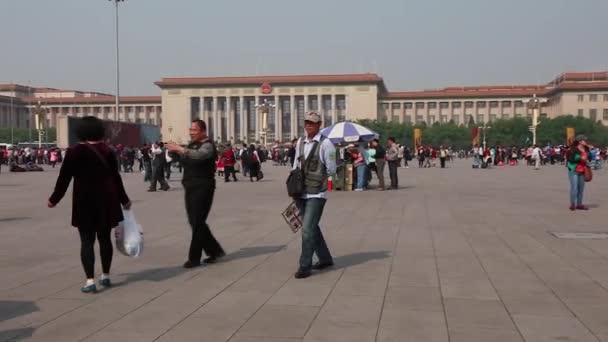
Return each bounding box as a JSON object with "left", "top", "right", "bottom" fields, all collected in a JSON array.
[{"left": 115, "top": 210, "right": 144, "bottom": 257}]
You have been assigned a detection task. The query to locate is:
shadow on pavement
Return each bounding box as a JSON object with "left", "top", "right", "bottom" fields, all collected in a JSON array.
[
  {"left": 118, "top": 265, "right": 186, "bottom": 284},
  {"left": 117, "top": 245, "right": 285, "bottom": 285},
  {"left": 332, "top": 250, "right": 391, "bottom": 269},
  {"left": 0, "top": 327, "right": 36, "bottom": 341},
  {"left": 0, "top": 300, "right": 38, "bottom": 340},
  {"left": 0, "top": 300, "right": 39, "bottom": 322},
  {"left": 224, "top": 245, "right": 286, "bottom": 262}
]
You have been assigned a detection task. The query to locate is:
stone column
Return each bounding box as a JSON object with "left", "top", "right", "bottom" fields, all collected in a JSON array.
[
  {"left": 317, "top": 94, "right": 324, "bottom": 126},
  {"left": 239, "top": 96, "right": 245, "bottom": 142},
  {"left": 212, "top": 97, "right": 219, "bottom": 141},
  {"left": 227, "top": 96, "right": 233, "bottom": 143},
  {"left": 290, "top": 95, "right": 297, "bottom": 139},
  {"left": 255, "top": 96, "right": 261, "bottom": 141},
  {"left": 331, "top": 94, "right": 337, "bottom": 125},
  {"left": 199, "top": 97, "right": 205, "bottom": 123},
  {"left": 274, "top": 95, "right": 281, "bottom": 142}
]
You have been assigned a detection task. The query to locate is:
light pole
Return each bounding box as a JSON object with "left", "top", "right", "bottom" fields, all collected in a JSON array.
[
  {"left": 33, "top": 101, "right": 45, "bottom": 149},
  {"left": 478, "top": 122, "right": 491, "bottom": 150},
  {"left": 255, "top": 99, "right": 276, "bottom": 147},
  {"left": 9, "top": 96, "right": 14, "bottom": 144},
  {"left": 525, "top": 94, "right": 547, "bottom": 146},
  {"left": 109, "top": 0, "right": 125, "bottom": 122}
]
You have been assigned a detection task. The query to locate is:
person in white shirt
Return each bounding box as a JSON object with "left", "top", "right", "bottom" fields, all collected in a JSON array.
[
  {"left": 532, "top": 145, "right": 542, "bottom": 170},
  {"left": 291, "top": 112, "right": 336, "bottom": 279}
]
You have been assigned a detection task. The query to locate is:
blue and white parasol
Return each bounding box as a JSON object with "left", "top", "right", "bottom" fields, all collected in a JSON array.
[{"left": 320, "top": 122, "right": 379, "bottom": 144}]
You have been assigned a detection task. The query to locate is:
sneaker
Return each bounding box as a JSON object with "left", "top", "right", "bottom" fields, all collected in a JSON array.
[
  {"left": 99, "top": 278, "right": 112, "bottom": 287},
  {"left": 203, "top": 251, "right": 226, "bottom": 264},
  {"left": 569, "top": 205, "right": 576, "bottom": 211},
  {"left": 312, "top": 261, "right": 334, "bottom": 270},
  {"left": 294, "top": 269, "right": 311, "bottom": 279},
  {"left": 80, "top": 284, "right": 97, "bottom": 293},
  {"left": 576, "top": 205, "right": 589, "bottom": 210},
  {"left": 183, "top": 260, "right": 201, "bottom": 269}
]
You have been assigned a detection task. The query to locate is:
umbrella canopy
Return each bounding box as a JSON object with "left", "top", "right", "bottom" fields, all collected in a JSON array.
[{"left": 320, "top": 122, "right": 379, "bottom": 144}]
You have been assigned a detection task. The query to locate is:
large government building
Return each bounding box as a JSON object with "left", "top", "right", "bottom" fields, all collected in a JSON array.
[
  {"left": 2, "top": 70, "right": 607, "bottom": 144},
  {"left": 156, "top": 71, "right": 608, "bottom": 143}
]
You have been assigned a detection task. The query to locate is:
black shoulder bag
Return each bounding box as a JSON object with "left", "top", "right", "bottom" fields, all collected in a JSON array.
[{"left": 286, "top": 138, "right": 307, "bottom": 199}]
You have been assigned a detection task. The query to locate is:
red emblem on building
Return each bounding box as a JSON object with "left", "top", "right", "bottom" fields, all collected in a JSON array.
[{"left": 261, "top": 83, "right": 272, "bottom": 94}]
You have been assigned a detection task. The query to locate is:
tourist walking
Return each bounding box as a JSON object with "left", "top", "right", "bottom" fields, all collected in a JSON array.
[
  {"left": 371, "top": 139, "right": 386, "bottom": 190},
  {"left": 386, "top": 137, "right": 399, "bottom": 189},
  {"left": 439, "top": 146, "right": 448, "bottom": 168},
  {"left": 166, "top": 120, "right": 225, "bottom": 268},
  {"left": 149, "top": 142, "right": 170, "bottom": 192},
  {"left": 291, "top": 112, "right": 336, "bottom": 279},
  {"left": 566, "top": 138, "right": 589, "bottom": 211},
  {"left": 222, "top": 143, "right": 238, "bottom": 182},
  {"left": 533, "top": 144, "right": 542, "bottom": 170},
  {"left": 48, "top": 116, "right": 131, "bottom": 293},
  {"left": 244, "top": 144, "right": 262, "bottom": 182}
]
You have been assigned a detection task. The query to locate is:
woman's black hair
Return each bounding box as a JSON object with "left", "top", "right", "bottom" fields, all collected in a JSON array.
[{"left": 75, "top": 116, "right": 106, "bottom": 142}]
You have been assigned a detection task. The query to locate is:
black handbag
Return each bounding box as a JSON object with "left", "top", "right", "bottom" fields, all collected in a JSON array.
[
  {"left": 286, "top": 167, "right": 304, "bottom": 198},
  {"left": 286, "top": 138, "right": 306, "bottom": 198}
]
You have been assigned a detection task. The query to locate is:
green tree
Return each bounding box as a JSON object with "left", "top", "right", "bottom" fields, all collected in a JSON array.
[{"left": 355, "top": 116, "right": 607, "bottom": 150}]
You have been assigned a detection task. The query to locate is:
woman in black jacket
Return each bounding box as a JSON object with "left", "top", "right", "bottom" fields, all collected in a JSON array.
[{"left": 48, "top": 117, "right": 131, "bottom": 293}]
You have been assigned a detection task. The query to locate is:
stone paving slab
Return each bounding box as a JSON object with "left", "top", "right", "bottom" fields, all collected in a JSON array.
[{"left": 1, "top": 160, "right": 608, "bottom": 341}]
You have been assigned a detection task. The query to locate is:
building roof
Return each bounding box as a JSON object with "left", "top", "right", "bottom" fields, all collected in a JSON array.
[
  {"left": 550, "top": 71, "right": 608, "bottom": 85},
  {"left": 19, "top": 96, "right": 161, "bottom": 105},
  {"left": 0, "top": 84, "right": 36, "bottom": 92},
  {"left": 155, "top": 73, "right": 384, "bottom": 88},
  {"left": 383, "top": 73, "right": 608, "bottom": 100},
  {"left": 383, "top": 88, "right": 548, "bottom": 100}
]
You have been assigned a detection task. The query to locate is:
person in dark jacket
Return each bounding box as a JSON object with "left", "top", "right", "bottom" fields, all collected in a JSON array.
[
  {"left": 244, "top": 144, "right": 262, "bottom": 182},
  {"left": 371, "top": 139, "right": 386, "bottom": 190},
  {"left": 149, "top": 142, "right": 170, "bottom": 192},
  {"left": 48, "top": 116, "right": 131, "bottom": 293},
  {"left": 166, "top": 120, "right": 225, "bottom": 268}
]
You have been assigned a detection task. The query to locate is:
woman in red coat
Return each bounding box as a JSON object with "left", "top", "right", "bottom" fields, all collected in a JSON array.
[{"left": 48, "top": 117, "right": 131, "bottom": 293}]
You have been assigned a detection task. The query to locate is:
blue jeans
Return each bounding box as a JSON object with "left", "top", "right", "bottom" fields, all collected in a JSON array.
[
  {"left": 296, "top": 198, "right": 332, "bottom": 272},
  {"left": 356, "top": 164, "right": 367, "bottom": 190},
  {"left": 568, "top": 170, "right": 585, "bottom": 206}
]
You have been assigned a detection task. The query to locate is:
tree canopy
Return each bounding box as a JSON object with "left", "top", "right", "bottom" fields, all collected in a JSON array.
[
  {"left": 0, "top": 128, "right": 57, "bottom": 144},
  {"left": 356, "top": 116, "right": 608, "bottom": 149}
]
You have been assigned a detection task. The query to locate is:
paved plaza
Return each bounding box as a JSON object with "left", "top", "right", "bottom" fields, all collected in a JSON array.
[{"left": 1, "top": 161, "right": 608, "bottom": 342}]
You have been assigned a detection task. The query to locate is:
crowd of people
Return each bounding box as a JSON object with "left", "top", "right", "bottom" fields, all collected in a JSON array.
[
  {"left": 468, "top": 144, "right": 608, "bottom": 170},
  {"left": 2, "top": 112, "right": 597, "bottom": 293}
]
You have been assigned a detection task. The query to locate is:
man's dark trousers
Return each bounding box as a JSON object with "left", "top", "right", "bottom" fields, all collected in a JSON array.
[
  {"left": 185, "top": 182, "right": 224, "bottom": 262},
  {"left": 388, "top": 160, "right": 399, "bottom": 189},
  {"left": 296, "top": 198, "right": 332, "bottom": 272}
]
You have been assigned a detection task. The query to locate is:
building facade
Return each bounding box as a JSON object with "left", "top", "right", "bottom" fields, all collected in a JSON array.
[
  {"left": 0, "top": 84, "right": 161, "bottom": 134},
  {"left": 155, "top": 74, "right": 383, "bottom": 144},
  {"left": 157, "top": 71, "right": 608, "bottom": 143},
  {"left": 2, "top": 70, "right": 607, "bottom": 145}
]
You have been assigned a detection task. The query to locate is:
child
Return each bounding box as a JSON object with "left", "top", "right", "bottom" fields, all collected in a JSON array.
[{"left": 216, "top": 156, "right": 225, "bottom": 177}]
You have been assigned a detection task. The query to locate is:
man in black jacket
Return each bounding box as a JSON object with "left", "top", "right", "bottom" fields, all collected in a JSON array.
[
  {"left": 166, "top": 120, "right": 225, "bottom": 268},
  {"left": 371, "top": 139, "right": 386, "bottom": 190}
]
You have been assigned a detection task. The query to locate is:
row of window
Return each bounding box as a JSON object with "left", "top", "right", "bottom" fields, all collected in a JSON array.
[
  {"left": 577, "top": 94, "right": 608, "bottom": 102},
  {"left": 393, "top": 113, "right": 536, "bottom": 124},
  {"left": 577, "top": 108, "right": 608, "bottom": 120},
  {"left": 383, "top": 100, "right": 525, "bottom": 110}
]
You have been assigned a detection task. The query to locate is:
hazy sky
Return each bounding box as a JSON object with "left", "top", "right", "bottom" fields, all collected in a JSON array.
[{"left": 2, "top": 0, "right": 607, "bottom": 95}]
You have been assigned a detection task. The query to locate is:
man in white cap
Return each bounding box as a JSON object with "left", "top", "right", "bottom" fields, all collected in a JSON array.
[{"left": 291, "top": 112, "right": 336, "bottom": 279}]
